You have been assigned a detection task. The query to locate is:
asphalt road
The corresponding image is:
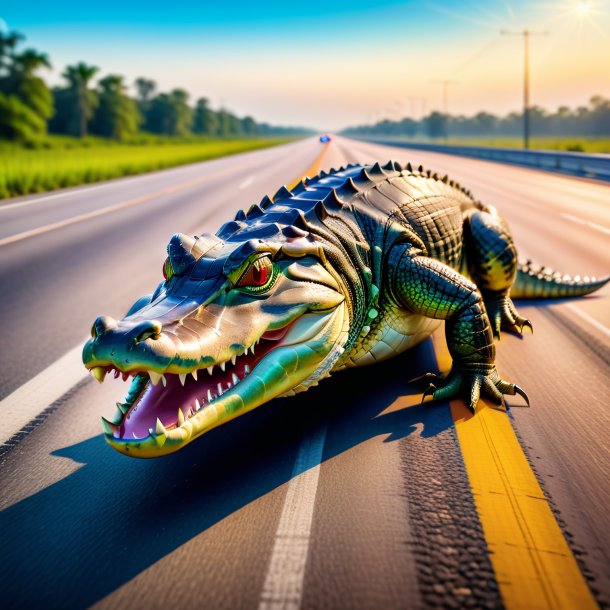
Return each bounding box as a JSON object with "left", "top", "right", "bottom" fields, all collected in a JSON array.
[{"left": 0, "top": 136, "right": 608, "bottom": 610}]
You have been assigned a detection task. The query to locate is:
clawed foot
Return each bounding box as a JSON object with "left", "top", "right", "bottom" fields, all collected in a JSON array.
[
  {"left": 421, "top": 367, "right": 529, "bottom": 412},
  {"left": 485, "top": 295, "right": 532, "bottom": 339}
]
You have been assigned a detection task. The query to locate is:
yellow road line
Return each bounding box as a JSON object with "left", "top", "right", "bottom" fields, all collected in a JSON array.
[
  {"left": 287, "top": 142, "right": 330, "bottom": 190},
  {"left": 431, "top": 331, "right": 598, "bottom": 610}
]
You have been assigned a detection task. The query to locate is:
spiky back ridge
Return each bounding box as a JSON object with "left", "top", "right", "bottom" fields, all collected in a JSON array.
[
  {"left": 215, "top": 161, "right": 478, "bottom": 349},
  {"left": 219, "top": 160, "right": 477, "bottom": 245}
]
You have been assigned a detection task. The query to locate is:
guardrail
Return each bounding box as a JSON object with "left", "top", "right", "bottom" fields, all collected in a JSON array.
[{"left": 352, "top": 137, "right": 610, "bottom": 183}]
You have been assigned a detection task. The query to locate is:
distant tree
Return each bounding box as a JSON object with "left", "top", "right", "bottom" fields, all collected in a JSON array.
[
  {"left": 240, "top": 115, "right": 257, "bottom": 135},
  {"left": 0, "top": 30, "right": 24, "bottom": 74},
  {"left": 135, "top": 77, "right": 156, "bottom": 129},
  {"left": 91, "top": 75, "right": 140, "bottom": 140},
  {"left": 589, "top": 95, "right": 610, "bottom": 137},
  {"left": 0, "top": 40, "right": 53, "bottom": 139},
  {"left": 425, "top": 112, "right": 447, "bottom": 139},
  {"left": 146, "top": 88, "right": 192, "bottom": 136},
  {"left": 61, "top": 62, "right": 99, "bottom": 137},
  {"left": 192, "top": 97, "right": 218, "bottom": 136},
  {"left": 135, "top": 77, "right": 156, "bottom": 104},
  {"left": 399, "top": 117, "right": 418, "bottom": 137}
]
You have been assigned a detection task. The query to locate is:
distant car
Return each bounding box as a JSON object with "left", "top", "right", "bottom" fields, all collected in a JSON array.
[{"left": 319, "top": 134, "right": 331, "bottom": 143}]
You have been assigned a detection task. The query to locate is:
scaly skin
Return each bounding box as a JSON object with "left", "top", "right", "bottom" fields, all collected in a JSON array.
[{"left": 83, "top": 160, "right": 609, "bottom": 457}]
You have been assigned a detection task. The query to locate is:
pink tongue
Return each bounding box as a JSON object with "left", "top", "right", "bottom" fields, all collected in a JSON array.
[{"left": 120, "top": 375, "right": 194, "bottom": 440}]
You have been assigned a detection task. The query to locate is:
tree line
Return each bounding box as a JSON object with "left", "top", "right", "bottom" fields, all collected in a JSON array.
[
  {"left": 0, "top": 30, "right": 310, "bottom": 142},
  {"left": 343, "top": 96, "right": 610, "bottom": 140}
]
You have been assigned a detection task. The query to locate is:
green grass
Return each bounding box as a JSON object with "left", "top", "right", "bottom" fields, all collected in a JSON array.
[
  {"left": 0, "top": 135, "right": 297, "bottom": 200},
  {"left": 442, "top": 136, "right": 610, "bottom": 153},
  {"left": 367, "top": 135, "right": 610, "bottom": 154}
]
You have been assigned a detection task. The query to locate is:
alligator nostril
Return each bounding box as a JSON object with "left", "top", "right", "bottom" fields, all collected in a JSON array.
[
  {"left": 134, "top": 320, "right": 162, "bottom": 343},
  {"left": 91, "top": 316, "right": 117, "bottom": 339}
]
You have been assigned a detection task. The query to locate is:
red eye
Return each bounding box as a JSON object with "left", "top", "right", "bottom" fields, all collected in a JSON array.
[{"left": 237, "top": 257, "right": 273, "bottom": 288}]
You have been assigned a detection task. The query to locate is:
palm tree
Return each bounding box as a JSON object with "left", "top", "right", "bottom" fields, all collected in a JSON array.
[
  {"left": 12, "top": 49, "right": 51, "bottom": 75},
  {"left": 0, "top": 31, "right": 24, "bottom": 73},
  {"left": 63, "top": 62, "right": 99, "bottom": 138}
]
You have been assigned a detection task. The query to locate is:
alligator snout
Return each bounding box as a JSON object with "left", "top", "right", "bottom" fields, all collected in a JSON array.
[
  {"left": 84, "top": 314, "right": 170, "bottom": 376},
  {"left": 91, "top": 316, "right": 161, "bottom": 343}
]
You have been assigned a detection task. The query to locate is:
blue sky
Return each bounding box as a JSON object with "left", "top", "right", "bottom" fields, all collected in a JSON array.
[{"left": 2, "top": 1, "right": 609, "bottom": 130}]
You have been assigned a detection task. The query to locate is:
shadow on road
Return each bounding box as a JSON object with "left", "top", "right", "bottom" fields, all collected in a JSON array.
[{"left": 0, "top": 338, "right": 452, "bottom": 609}]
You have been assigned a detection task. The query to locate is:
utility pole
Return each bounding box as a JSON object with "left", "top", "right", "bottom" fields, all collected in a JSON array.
[
  {"left": 430, "top": 80, "right": 459, "bottom": 142},
  {"left": 501, "top": 29, "right": 547, "bottom": 149}
]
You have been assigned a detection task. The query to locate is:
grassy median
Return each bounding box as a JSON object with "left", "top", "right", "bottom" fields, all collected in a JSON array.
[{"left": 0, "top": 135, "right": 297, "bottom": 200}]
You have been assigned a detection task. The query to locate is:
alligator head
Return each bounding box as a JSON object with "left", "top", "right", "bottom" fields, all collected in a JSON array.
[{"left": 83, "top": 231, "right": 348, "bottom": 457}]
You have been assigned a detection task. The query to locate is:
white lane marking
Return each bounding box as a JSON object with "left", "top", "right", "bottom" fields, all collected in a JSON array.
[
  {"left": 0, "top": 341, "right": 89, "bottom": 445},
  {"left": 0, "top": 181, "right": 117, "bottom": 211},
  {"left": 565, "top": 304, "right": 610, "bottom": 340},
  {"left": 238, "top": 175, "right": 255, "bottom": 189},
  {"left": 259, "top": 424, "right": 327, "bottom": 610},
  {"left": 560, "top": 213, "right": 610, "bottom": 236},
  {"left": 0, "top": 167, "right": 235, "bottom": 248}
]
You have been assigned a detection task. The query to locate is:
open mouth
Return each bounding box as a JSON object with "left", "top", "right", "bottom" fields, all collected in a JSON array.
[{"left": 98, "top": 324, "right": 295, "bottom": 441}]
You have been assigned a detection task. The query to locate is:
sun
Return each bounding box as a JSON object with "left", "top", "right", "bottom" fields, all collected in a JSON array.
[{"left": 577, "top": 1, "right": 591, "bottom": 14}]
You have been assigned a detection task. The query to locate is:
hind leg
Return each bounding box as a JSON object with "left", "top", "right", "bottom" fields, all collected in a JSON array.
[{"left": 464, "top": 209, "right": 532, "bottom": 338}]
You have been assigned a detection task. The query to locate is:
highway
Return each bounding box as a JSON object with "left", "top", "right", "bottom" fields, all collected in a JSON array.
[{"left": 0, "top": 136, "right": 608, "bottom": 610}]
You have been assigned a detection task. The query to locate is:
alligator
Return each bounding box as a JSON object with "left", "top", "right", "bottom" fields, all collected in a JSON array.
[{"left": 82, "top": 161, "right": 608, "bottom": 457}]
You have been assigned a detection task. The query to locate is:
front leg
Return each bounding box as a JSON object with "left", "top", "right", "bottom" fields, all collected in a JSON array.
[{"left": 387, "top": 246, "right": 529, "bottom": 410}]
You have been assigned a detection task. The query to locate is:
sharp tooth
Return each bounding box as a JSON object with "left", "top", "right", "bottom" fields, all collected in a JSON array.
[
  {"left": 161, "top": 375, "right": 167, "bottom": 387},
  {"left": 149, "top": 371, "right": 161, "bottom": 385},
  {"left": 114, "top": 369, "right": 120, "bottom": 379},
  {"left": 227, "top": 382, "right": 232, "bottom": 389},
  {"left": 220, "top": 362, "right": 226, "bottom": 372},
  {"left": 91, "top": 367, "right": 107, "bottom": 383},
  {"left": 244, "top": 364, "right": 250, "bottom": 374},
  {"left": 191, "top": 369, "right": 198, "bottom": 381},
  {"left": 207, "top": 365, "right": 214, "bottom": 376},
  {"left": 207, "top": 389, "right": 213, "bottom": 402},
  {"left": 156, "top": 418, "right": 167, "bottom": 436},
  {"left": 179, "top": 373, "right": 187, "bottom": 386},
  {"left": 149, "top": 427, "right": 154, "bottom": 435},
  {"left": 195, "top": 398, "right": 201, "bottom": 411},
  {"left": 244, "top": 346, "right": 249, "bottom": 356},
  {"left": 178, "top": 408, "right": 185, "bottom": 426},
  {"left": 101, "top": 417, "right": 119, "bottom": 436},
  {"left": 217, "top": 382, "right": 223, "bottom": 395},
  {"left": 116, "top": 402, "right": 128, "bottom": 415},
  {"left": 232, "top": 372, "right": 239, "bottom": 385},
  {"left": 231, "top": 354, "right": 236, "bottom": 366},
  {"left": 122, "top": 372, "right": 129, "bottom": 382}
]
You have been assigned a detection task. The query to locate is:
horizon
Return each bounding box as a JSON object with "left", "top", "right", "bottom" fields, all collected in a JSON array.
[{"left": 2, "top": 0, "right": 610, "bottom": 131}]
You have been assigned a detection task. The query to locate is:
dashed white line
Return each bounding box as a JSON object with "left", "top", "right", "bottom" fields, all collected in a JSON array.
[
  {"left": 561, "top": 212, "right": 610, "bottom": 236},
  {"left": 238, "top": 175, "right": 255, "bottom": 189},
  {"left": 259, "top": 424, "right": 327, "bottom": 610},
  {"left": 565, "top": 304, "right": 610, "bottom": 340},
  {"left": 0, "top": 342, "right": 89, "bottom": 444}
]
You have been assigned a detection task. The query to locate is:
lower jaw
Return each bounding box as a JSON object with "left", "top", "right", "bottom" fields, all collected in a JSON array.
[{"left": 105, "top": 340, "right": 333, "bottom": 458}]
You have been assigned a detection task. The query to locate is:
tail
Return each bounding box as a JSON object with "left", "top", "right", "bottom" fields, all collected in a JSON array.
[{"left": 511, "top": 260, "right": 610, "bottom": 299}]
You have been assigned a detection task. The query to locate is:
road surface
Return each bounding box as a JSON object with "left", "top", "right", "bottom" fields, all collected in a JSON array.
[{"left": 0, "top": 136, "right": 608, "bottom": 610}]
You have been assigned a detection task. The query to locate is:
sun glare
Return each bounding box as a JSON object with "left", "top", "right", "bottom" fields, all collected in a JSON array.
[{"left": 577, "top": 1, "right": 591, "bottom": 14}]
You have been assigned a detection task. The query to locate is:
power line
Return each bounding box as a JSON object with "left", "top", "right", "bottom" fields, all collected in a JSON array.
[{"left": 501, "top": 29, "right": 548, "bottom": 149}]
